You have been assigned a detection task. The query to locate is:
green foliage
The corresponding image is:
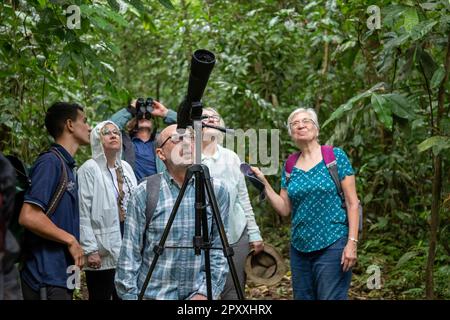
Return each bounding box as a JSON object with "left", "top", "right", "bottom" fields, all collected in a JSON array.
[
  {"left": 418, "top": 136, "right": 450, "bottom": 155},
  {"left": 0, "top": 0, "right": 449, "bottom": 299}
]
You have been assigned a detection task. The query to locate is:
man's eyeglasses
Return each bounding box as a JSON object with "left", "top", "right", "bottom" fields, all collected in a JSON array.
[
  {"left": 159, "top": 133, "right": 194, "bottom": 148},
  {"left": 289, "top": 118, "right": 316, "bottom": 128},
  {"left": 201, "top": 114, "right": 220, "bottom": 123},
  {"left": 100, "top": 128, "right": 120, "bottom": 136}
]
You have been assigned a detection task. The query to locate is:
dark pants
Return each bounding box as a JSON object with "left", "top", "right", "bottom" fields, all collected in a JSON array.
[
  {"left": 85, "top": 269, "right": 119, "bottom": 300},
  {"left": 21, "top": 278, "right": 73, "bottom": 300},
  {"left": 290, "top": 236, "right": 352, "bottom": 300}
]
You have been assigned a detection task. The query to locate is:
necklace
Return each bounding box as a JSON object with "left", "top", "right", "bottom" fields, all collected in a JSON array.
[{"left": 107, "top": 165, "right": 126, "bottom": 222}]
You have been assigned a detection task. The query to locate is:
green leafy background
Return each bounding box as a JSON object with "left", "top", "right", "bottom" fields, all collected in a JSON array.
[{"left": 0, "top": 0, "right": 449, "bottom": 299}]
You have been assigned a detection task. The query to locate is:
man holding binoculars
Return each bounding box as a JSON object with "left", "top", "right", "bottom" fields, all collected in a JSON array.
[{"left": 109, "top": 98, "right": 177, "bottom": 181}]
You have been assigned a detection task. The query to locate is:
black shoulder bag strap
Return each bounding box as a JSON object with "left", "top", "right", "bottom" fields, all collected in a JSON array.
[
  {"left": 141, "top": 173, "right": 162, "bottom": 255},
  {"left": 45, "top": 148, "right": 68, "bottom": 218},
  {"left": 326, "top": 162, "right": 346, "bottom": 208},
  {"left": 326, "top": 159, "right": 363, "bottom": 234}
]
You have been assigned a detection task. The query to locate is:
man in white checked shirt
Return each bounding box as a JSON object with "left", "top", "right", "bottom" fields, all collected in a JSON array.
[{"left": 115, "top": 125, "right": 230, "bottom": 300}]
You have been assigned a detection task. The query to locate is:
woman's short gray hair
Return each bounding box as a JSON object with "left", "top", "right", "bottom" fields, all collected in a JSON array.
[{"left": 287, "top": 107, "right": 320, "bottom": 136}]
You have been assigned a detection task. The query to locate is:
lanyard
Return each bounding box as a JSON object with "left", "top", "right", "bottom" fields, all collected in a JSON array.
[{"left": 108, "top": 165, "right": 126, "bottom": 222}]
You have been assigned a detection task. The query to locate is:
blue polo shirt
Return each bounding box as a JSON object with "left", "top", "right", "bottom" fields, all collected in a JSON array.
[
  {"left": 132, "top": 137, "right": 156, "bottom": 181},
  {"left": 21, "top": 144, "right": 79, "bottom": 291}
]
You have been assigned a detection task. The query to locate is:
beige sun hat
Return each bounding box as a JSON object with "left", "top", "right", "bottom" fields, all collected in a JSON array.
[{"left": 245, "top": 243, "right": 286, "bottom": 286}]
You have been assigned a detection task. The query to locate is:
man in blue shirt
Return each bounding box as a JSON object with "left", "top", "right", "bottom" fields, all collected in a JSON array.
[
  {"left": 115, "top": 125, "right": 230, "bottom": 300},
  {"left": 110, "top": 99, "right": 177, "bottom": 181},
  {"left": 19, "top": 102, "right": 91, "bottom": 300}
]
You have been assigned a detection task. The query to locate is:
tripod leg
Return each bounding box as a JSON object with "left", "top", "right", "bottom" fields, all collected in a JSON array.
[
  {"left": 194, "top": 171, "right": 213, "bottom": 300},
  {"left": 138, "top": 169, "right": 194, "bottom": 300},
  {"left": 203, "top": 174, "right": 245, "bottom": 300},
  {"left": 193, "top": 171, "right": 203, "bottom": 256}
]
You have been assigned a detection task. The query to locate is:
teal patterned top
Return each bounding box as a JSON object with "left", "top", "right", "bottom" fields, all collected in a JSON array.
[{"left": 281, "top": 147, "right": 355, "bottom": 252}]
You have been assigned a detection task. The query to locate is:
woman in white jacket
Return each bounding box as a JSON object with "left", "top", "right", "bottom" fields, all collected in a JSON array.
[{"left": 78, "top": 120, "right": 137, "bottom": 300}]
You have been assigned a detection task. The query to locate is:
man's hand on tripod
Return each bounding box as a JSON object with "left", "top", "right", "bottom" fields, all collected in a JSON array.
[
  {"left": 190, "top": 294, "right": 207, "bottom": 300},
  {"left": 251, "top": 241, "right": 264, "bottom": 255}
]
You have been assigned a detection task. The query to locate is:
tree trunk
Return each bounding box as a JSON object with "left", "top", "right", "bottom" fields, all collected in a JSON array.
[
  {"left": 315, "top": 32, "right": 329, "bottom": 114},
  {"left": 425, "top": 154, "right": 442, "bottom": 299}
]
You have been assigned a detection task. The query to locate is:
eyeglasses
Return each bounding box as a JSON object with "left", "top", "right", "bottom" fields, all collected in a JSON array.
[
  {"left": 201, "top": 114, "right": 220, "bottom": 123},
  {"left": 289, "top": 118, "right": 316, "bottom": 128},
  {"left": 101, "top": 127, "right": 120, "bottom": 136},
  {"left": 159, "top": 133, "right": 194, "bottom": 148}
]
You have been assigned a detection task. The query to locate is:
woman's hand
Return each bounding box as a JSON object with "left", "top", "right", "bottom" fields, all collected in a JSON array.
[
  {"left": 341, "top": 240, "right": 357, "bottom": 272},
  {"left": 250, "top": 167, "right": 291, "bottom": 217},
  {"left": 250, "top": 241, "right": 264, "bottom": 255},
  {"left": 87, "top": 251, "right": 102, "bottom": 269},
  {"left": 250, "top": 166, "right": 268, "bottom": 185}
]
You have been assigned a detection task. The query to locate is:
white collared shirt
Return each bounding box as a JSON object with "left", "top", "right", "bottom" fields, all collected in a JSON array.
[{"left": 202, "top": 145, "right": 262, "bottom": 244}]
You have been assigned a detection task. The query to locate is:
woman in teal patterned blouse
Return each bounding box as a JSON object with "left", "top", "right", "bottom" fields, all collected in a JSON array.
[{"left": 251, "top": 108, "right": 359, "bottom": 300}]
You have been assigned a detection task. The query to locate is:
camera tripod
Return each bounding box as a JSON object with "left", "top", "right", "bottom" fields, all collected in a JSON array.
[{"left": 138, "top": 105, "right": 244, "bottom": 300}]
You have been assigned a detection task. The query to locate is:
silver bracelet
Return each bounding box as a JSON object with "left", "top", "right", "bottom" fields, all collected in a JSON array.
[{"left": 348, "top": 237, "right": 359, "bottom": 243}]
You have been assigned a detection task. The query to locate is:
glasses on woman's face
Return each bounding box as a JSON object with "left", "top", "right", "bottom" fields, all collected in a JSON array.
[
  {"left": 101, "top": 127, "right": 120, "bottom": 137},
  {"left": 202, "top": 114, "right": 220, "bottom": 123},
  {"left": 159, "top": 132, "right": 194, "bottom": 149},
  {"left": 289, "top": 118, "right": 316, "bottom": 128}
]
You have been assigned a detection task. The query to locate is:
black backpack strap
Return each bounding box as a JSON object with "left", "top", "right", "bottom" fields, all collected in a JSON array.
[
  {"left": 326, "top": 162, "right": 346, "bottom": 209},
  {"left": 326, "top": 155, "right": 363, "bottom": 234},
  {"left": 141, "top": 173, "right": 162, "bottom": 254},
  {"left": 45, "top": 149, "right": 68, "bottom": 218}
]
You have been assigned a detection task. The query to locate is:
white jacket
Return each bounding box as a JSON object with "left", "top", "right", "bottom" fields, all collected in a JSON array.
[{"left": 78, "top": 120, "right": 137, "bottom": 270}]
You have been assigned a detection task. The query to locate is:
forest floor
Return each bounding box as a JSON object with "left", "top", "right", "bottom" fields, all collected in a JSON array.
[
  {"left": 76, "top": 264, "right": 377, "bottom": 300},
  {"left": 245, "top": 276, "right": 380, "bottom": 300}
]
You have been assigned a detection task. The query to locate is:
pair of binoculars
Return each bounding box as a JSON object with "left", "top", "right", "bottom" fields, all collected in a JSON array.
[{"left": 136, "top": 97, "right": 153, "bottom": 120}]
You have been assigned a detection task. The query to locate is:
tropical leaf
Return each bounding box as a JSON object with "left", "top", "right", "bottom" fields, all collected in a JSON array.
[
  {"left": 371, "top": 93, "right": 393, "bottom": 131},
  {"left": 58, "top": 52, "right": 71, "bottom": 71},
  {"left": 322, "top": 83, "right": 385, "bottom": 128},
  {"left": 419, "top": 48, "right": 438, "bottom": 80},
  {"left": 396, "top": 251, "right": 418, "bottom": 268},
  {"left": 431, "top": 66, "right": 445, "bottom": 89},
  {"left": 417, "top": 136, "right": 450, "bottom": 154},
  {"left": 101, "top": 7, "right": 128, "bottom": 27},
  {"left": 159, "top": 0, "right": 175, "bottom": 10},
  {"left": 384, "top": 93, "right": 415, "bottom": 120},
  {"left": 404, "top": 7, "right": 419, "bottom": 32},
  {"left": 410, "top": 20, "right": 437, "bottom": 41},
  {"left": 107, "top": 0, "right": 120, "bottom": 12},
  {"left": 127, "top": 0, "right": 146, "bottom": 12},
  {"left": 419, "top": 2, "right": 438, "bottom": 10}
]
